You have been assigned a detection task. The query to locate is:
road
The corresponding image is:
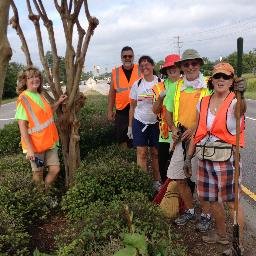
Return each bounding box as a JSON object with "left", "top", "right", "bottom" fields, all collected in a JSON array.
[
  {"left": 0, "top": 101, "right": 16, "bottom": 129},
  {"left": 1, "top": 84, "right": 256, "bottom": 232}
]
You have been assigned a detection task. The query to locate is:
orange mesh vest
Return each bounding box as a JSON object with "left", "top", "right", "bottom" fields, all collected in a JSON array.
[
  {"left": 152, "top": 81, "right": 169, "bottom": 139},
  {"left": 17, "top": 92, "right": 59, "bottom": 153},
  {"left": 194, "top": 92, "right": 245, "bottom": 147},
  {"left": 112, "top": 64, "right": 141, "bottom": 110},
  {"left": 178, "top": 90, "right": 202, "bottom": 129}
]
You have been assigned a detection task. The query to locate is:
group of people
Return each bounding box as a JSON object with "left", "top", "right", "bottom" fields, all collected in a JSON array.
[
  {"left": 107, "top": 46, "right": 246, "bottom": 255},
  {"left": 14, "top": 44, "right": 246, "bottom": 255}
]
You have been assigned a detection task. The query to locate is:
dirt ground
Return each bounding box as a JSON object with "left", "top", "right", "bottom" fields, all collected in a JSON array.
[
  {"left": 173, "top": 215, "right": 256, "bottom": 256},
  {"left": 29, "top": 215, "right": 67, "bottom": 253},
  {"left": 30, "top": 212, "right": 256, "bottom": 255}
]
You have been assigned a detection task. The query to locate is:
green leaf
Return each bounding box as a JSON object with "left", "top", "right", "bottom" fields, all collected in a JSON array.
[
  {"left": 114, "top": 246, "right": 137, "bottom": 256},
  {"left": 123, "top": 233, "right": 148, "bottom": 254}
]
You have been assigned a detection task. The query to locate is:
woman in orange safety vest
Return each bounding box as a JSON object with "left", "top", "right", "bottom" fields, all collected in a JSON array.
[
  {"left": 15, "top": 66, "right": 67, "bottom": 189},
  {"left": 184, "top": 62, "right": 246, "bottom": 255}
]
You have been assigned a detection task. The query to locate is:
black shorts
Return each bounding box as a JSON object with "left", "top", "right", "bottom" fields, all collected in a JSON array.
[{"left": 115, "top": 105, "right": 130, "bottom": 144}]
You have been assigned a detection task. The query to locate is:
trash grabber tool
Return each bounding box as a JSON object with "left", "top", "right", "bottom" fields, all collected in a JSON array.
[{"left": 232, "top": 37, "right": 243, "bottom": 256}]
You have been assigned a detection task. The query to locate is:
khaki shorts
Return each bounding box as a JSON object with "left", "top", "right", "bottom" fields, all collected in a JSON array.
[
  {"left": 30, "top": 147, "right": 60, "bottom": 172},
  {"left": 166, "top": 142, "right": 198, "bottom": 182}
]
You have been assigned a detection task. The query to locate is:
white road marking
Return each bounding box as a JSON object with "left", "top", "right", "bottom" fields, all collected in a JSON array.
[
  {"left": 246, "top": 116, "right": 256, "bottom": 121},
  {"left": 0, "top": 118, "right": 15, "bottom": 121}
]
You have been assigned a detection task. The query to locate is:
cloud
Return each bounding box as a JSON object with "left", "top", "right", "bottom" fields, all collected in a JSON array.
[{"left": 8, "top": 0, "right": 256, "bottom": 73}]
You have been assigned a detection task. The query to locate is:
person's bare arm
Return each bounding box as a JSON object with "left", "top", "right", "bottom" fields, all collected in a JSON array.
[
  {"left": 51, "top": 94, "right": 68, "bottom": 113},
  {"left": 107, "top": 78, "right": 116, "bottom": 121},
  {"left": 18, "top": 120, "right": 35, "bottom": 160},
  {"left": 128, "top": 99, "right": 137, "bottom": 127},
  {"left": 234, "top": 98, "right": 247, "bottom": 118},
  {"left": 165, "top": 110, "right": 179, "bottom": 142},
  {"left": 152, "top": 96, "right": 164, "bottom": 114}
]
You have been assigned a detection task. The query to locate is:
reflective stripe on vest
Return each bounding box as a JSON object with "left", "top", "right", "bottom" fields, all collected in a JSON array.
[
  {"left": 115, "top": 65, "right": 141, "bottom": 93},
  {"left": 173, "top": 79, "right": 209, "bottom": 126},
  {"left": 21, "top": 95, "right": 54, "bottom": 134}
]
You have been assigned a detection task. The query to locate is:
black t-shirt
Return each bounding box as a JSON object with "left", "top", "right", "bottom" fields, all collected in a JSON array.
[{"left": 122, "top": 65, "right": 133, "bottom": 82}]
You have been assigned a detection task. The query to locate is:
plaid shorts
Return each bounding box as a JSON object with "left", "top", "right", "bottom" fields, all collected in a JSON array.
[{"left": 196, "top": 156, "right": 241, "bottom": 202}]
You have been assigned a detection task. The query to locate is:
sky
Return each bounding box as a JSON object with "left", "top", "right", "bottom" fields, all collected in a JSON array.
[{"left": 8, "top": 0, "right": 256, "bottom": 73}]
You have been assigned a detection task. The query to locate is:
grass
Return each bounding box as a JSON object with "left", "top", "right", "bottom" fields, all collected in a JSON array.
[
  {"left": 243, "top": 73, "right": 256, "bottom": 100},
  {"left": 1, "top": 97, "right": 17, "bottom": 105}
]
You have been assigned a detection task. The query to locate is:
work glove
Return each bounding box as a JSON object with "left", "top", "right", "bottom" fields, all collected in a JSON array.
[
  {"left": 127, "top": 126, "right": 133, "bottom": 140},
  {"left": 159, "top": 89, "right": 167, "bottom": 99},
  {"left": 183, "top": 155, "right": 192, "bottom": 178},
  {"left": 234, "top": 77, "right": 246, "bottom": 98}
]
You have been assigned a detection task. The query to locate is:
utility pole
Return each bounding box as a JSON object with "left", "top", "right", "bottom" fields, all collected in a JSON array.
[{"left": 174, "top": 36, "right": 183, "bottom": 55}]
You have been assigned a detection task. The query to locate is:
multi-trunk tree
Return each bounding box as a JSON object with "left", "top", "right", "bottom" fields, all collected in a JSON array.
[
  {"left": 9, "top": 0, "right": 98, "bottom": 186},
  {"left": 0, "top": 0, "right": 13, "bottom": 106}
]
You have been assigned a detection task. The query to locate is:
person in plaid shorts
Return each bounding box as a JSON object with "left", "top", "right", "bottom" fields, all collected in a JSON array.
[{"left": 184, "top": 62, "right": 247, "bottom": 255}]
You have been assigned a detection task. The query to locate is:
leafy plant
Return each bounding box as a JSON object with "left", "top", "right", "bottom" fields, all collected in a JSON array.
[
  {"left": 0, "top": 170, "right": 52, "bottom": 225},
  {"left": 0, "top": 208, "right": 30, "bottom": 255},
  {"left": 61, "top": 158, "right": 154, "bottom": 219},
  {"left": 0, "top": 122, "right": 21, "bottom": 156}
]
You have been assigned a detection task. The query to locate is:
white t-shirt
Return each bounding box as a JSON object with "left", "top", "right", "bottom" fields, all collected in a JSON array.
[
  {"left": 130, "top": 76, "right": 159, "bottom": 124},
  {"left": 196, "top": 98, "right": 242, "bottom": 143}
]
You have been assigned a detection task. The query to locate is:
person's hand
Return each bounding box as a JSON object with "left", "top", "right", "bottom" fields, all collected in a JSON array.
[
  {"left": 107, "top": 110, "right": 115, "bottom": 121},
  {"left": 181, "top": 128, "right": 193, "bottom": 141},
  {"left": 58, "top": 94, "right": 68, "bottom": 104},
  {"left": 26, "top": 149, "right": 35, "bottom": 161},
  {"left": 183, "top": 156, "right": 192, "bottom": 178},
  {"left": 171, "top": 126, "right": 180, "bottom": 142},
  {"left": 159, "top": 89, "right": 167, "bottom": 99},
  {"left": 127, "top": 126, "right": 133, "bottom": 139},
  {"left": 234, "top": 77, "right": 246, "bottom": 98}
]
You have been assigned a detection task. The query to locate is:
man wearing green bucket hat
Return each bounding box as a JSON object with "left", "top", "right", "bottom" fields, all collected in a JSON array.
[{"left": 163, "top": 49, "right": 212, "bottom": 231}]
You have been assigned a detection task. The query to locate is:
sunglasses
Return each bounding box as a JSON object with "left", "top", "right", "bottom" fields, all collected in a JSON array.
[
  {"left": 212, "top": 73, "right": 233, "bottom": 80},
  {"left": 182, "top": 61, "right": 199, "bottom": 68},
  {"left": 122, "top": 55, "right": 133, "bottom": 59}
]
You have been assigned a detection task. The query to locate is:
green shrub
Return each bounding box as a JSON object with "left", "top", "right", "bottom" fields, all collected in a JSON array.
[
  {"left": 61, "top": 150, "right": 154, "bottom": 219},
  {"left": 0, "top": 208, "right": 30, "bottom": 256},
  {"left": 0, "top": 154, "right": 30, "bottom": 176},
  {"left": 57, "top": 192, "right": 186, "bottom": 255},
  {"left": 0, "top": 170, "right": 52, "bottom": 226},
  {"left": 83, "top": 144, "right": 136, "bottom": 164},
  {"left": 0, "top": 122, "right": 21, "bottom": 156},
  {"left": 79, "top": 94, "right": 115, "bottom": 159}
]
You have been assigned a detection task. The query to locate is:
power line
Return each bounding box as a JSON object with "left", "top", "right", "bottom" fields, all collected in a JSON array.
[{"left": 179, "top": 17, "right": 256, "bottom": 39}]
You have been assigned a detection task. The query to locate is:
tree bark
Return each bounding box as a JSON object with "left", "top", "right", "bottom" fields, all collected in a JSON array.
[{"left": 0, "top": 0, "right": 12, "bottom": 105}]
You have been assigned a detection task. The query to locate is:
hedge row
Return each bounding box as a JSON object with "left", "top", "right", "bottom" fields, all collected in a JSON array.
[{"left": 0, "top": 154, "right": 53, "bottom": 255}]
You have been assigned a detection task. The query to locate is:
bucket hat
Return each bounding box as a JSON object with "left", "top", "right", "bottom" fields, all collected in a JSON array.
[
  {"left": 175, "top": 49, "right": 204, "bottom": 66},
  {"left": 160, "top": 54, "right": 180, "bottom": 74},
  {"left": 212, "top": 62, "right": 234, "bottom": 76}
]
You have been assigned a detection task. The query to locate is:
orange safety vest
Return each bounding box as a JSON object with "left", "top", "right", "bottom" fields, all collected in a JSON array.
[
  {"left": 112, "top": 64, "right": 141, "bottom": 110},
  {"left": 194, "top": 92, "right": 245, "bottom": 147},
  {"left": 152, "top": 81, "right": 169, "bottom": 139},
  {"left": 17, "top": 92, "right": 59, "bottom": 153}
]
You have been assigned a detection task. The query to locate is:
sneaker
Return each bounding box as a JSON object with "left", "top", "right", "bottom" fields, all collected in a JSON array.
[
  {"left": 202, "top": 231, "right": 229, "bottom": 245},
  {"left": 174, "top": 210, "right": 196, "bottom": 226},
  {"left": 222, "top": 246, "right": 244, "bottom": 256},
  {"left": 153, "top": 180, "right": 162, "bottom": 192},
  {"left": 196, "top": 215, "right": 212, "bottom": 233}
]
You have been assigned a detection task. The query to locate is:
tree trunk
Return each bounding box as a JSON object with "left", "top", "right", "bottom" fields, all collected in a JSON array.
[
  {"left": 57, "top": 92, "right": 85, "bottom": 186},
  {"left": 0, "top": 0, "right": 12, "bottom": 105}
]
